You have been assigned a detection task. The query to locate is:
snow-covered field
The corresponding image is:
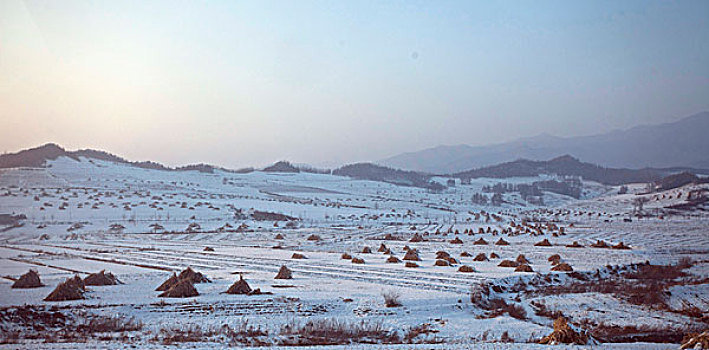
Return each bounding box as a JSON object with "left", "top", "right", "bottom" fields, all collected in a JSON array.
[{"left": 0, "top": 156, "right": 707, "bottom": 349}]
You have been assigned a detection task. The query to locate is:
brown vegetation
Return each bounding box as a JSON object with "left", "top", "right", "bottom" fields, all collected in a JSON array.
[
  {"left": 535, "top": 239, "right": 552, "bottom": 247},
  {"left": 158, "top": 279, "right": 198, "bottom": 298},
  {"left": 539, "top": 317, "right": 589, "bottom": 345},
  {"left": 11, "top": 269, "right": 42, "bottom": 289},
  {"left": 458, "top": 265, "right": 475, "bottom": 273},
  {"left": 275, "top": 265, "right": 292, "bottom": 279},
  {"left": 84, "top": 270, "right": 120, "bottom": 286}
]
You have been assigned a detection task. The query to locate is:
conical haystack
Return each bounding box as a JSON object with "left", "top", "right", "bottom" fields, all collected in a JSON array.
[
  {"left": 377, "top": 243, "right": 388, "bottom": 252},
  {"left": 516, "top": 254, "right": 530, "bottom": 265},
  {"left": 539, "top": 317, "right": 589, "bottom": 345},
  {"left": 351, "top": 257, "right": 365, "bottom": 264},
  {"left": 275, "top": 265, "right": 292, "bottom": 279},
  {"left": 84, "top": 270, "right": 121, "bottom": 286},
  {"left": 515, "top": 264, "right": 534, "bottom": 272},
  {"left": 535, "top": 239, "right": 552, "bottom": 247},
  {"left": 458, "top": 265, "right": 475, "bottom": 273},
  {"left": 386, "top": 256, "right": 401, "bottom": 263},
  {"left": 590, "top": 240, "right": 609, "bottom": 248},
  {"left": 156, "top": 273, "right": 179, "bottom": 291},
  {"left": 450, "top": 237, "right": 463, "bottom": 244},
  {"left": 203, "top": 246, "right": 215, "bottom": 252},
  {"left": 495, "top": 238, "right": 510, "bottom": 246},
  {"left": 291, "top": 253, "right": 307, "bottom": 259},
  {"left": 341, "top": 252, "right": 352, "bottom": 260},
  {"left": 44, "top": 277, "right": 85, "bottom": 301},
  {"left": 158, "top": 279, "right": 198, "bottom": 298},
  {"left": 611, "top": 242, "right": 630, "bottom": 250},
  {"left": 434, "top": 259, "right": 450, "bottom": 266},
  {"left": 473, "top": 238, "right": 488, "bottom": 245},
  {"left": 436, "top": 251, "right": 450, "bottom": 259},
  {"left": 498, "top": 260, "right": 519, "bottom": 268},
  {"left": 548, "top": 254, "right": 562, "bottom": 264},
  {"left": 473, "top": 253, "right": 488, "bottom": 261},
  {"left": 446, "top": 257, "right": 458, "bottom": 265},
  {"left": 405, "top": 262, "right": 419, "bottom": 268},
  {"left": 178, "top": 267, "right": 211, "bottom": 283},
  {"left": 460, "top": 251, "right": 472, "bottom": 257},
  {"left": 274, "top": 233, "right": 285, "bottom": 240},
  {"left": 566, "top": 241, "right": 584, "bottom": 248},
  {"left": 490, "top": 252, "right": 500, "bottom": 259},
  {"left": 403, "top": 249, "right": 420, "bottom": 261},
  {"left": 551, "top": 263, "right": 574, "bottom": 272},
  {"left": 12, "top": 269, "right": 43, "bottom": 289},
  {"left": 409, "top": 233, "right": 423, "bottom": 242},
  {"left": 225, "top": 276, "right": 252, "bottom": 294},
  {"left": 361, "top": 246, "right": 372, "bottom": 254}
]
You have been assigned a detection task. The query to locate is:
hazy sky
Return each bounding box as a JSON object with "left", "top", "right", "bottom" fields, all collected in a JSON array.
[{"left": 1, "top": 0, "right": 708, "bottom": 168}]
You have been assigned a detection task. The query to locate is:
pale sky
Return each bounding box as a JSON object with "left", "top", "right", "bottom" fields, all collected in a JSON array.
[{"left": 1, "top": 0, "right": 708, "bottom": 168}]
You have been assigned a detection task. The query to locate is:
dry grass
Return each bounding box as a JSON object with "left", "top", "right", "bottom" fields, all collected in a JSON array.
[
  {"left": 382, "top": 290, "right": 402, "bottom": 307},
  {"left": 278, "top": 318, "right": 399, "bottom": 345}
]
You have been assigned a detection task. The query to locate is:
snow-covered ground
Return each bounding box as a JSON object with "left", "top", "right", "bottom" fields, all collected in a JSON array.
[{"left": 0, "top": 156, "right": 707, "bottom": 348}]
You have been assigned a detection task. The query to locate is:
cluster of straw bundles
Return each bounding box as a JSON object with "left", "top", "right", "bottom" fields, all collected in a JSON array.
[
  {"left": 84, "top": 270, "right": 121, "bottom": 286},
  {"left": 45, "top": 276, "right": 85, "bottom": 301},
  {"left": 12, "top": 269, "right": 43, "bottom": 289},
  {"left": 156, "top": 267, "right": 210, "bottom": 298},
  {"left": 275, "top": 265, "right": 292, "bottom": 279}
]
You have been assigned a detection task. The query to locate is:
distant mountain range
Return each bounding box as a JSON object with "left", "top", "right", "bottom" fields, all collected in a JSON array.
[
  {"left": 380, "top": 111, "right": 709, "bottom": 173},
  {"left": 0, "top": 143, "right": 243, "bottom": 174}
]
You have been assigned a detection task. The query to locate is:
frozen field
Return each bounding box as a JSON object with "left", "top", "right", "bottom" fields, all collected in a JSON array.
[{"left": 0, "top": 157, "right": 707, "bottom": 348}]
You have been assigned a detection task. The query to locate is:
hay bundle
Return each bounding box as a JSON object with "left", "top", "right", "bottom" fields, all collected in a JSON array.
[
  {"left": 473, "top": 253, "right": 489, "bottom": 261},
  {"left": 382, "top": 248, "right": 392, "bottom": 255},
  {"left": 44, "top": 277, "right": 85, "bottom": 301},
  {"left": 460, "top": 251, "right": 472, "bottom": 257},
  {"left": 158, "top": 279, "right": 198, "bottom": 298},
  {"left": 495, "top": 238, "right": 510, "bottom": 246},
  {"left": 534, "top": 239, "right": 552, "bottom": 247},
  {"left": 306, "top": 234, "right": 321, "bottom": 241},
  {"left": 590, "top": 240, "right": 609, "bottom": 248},
  {"left": 515, "top": 264, "right": 534, "bottom": 272},
  {"left": 409, "top": 233, "right": 423, "bottom": 242},
  {"left": 178, "top": 267, "right": 211, "bottom": 283},
  {"left": 490, "top": 252, "right": 500, "bottom": 259},
  {"left": 69, "top": 275, "right": 86, "bottom": 291},
  {"left": 548, "top": 254, "right": 562, "bottom": 265},
  {"left": 341, "top": 252, "right": 352, "bottom": 260},
  {"left": 361, "top": 246, "right": 372, "bottom": 254},
  {"left": 156, "top": 273, "right": 180, "bottom": 291},
  {"left": 404, "top": 262, "right": 419, "bottom": 268},
  {"left": 351, "top": 257, "right": 365, "bottom": 264},
  {"left": 403, "top": 245, "right": 411, "bottom": 251},
  {"left": 434, "top": 259, "right": 450, "bottom": 266},
  {"left": 498, "top": 260, "right": 519, "bottom": 268},
  {"left": 539, "top": 317, "right": 589, "bottom": 345},
  {"left": 203, "top": 246, "right": 215, "bottom": 252},
  {"left": 12, "top": 269, "right": 43, "bottom": 289},
  {"left": 274, "top": 233, "right": 285, "bottom": 240},
  {"left": 458, "top": 265, "right": 475, "bottom": 273},
  {"left": 291, "top": 253, "right": 307, "bottom": 259},
  {"left": 84, "top": 270, "right": 120, "bottom": 286},
  {"left": 403, "top": 249, "right": 420, "bottom": 261},
  {"left": 275, "top": 265, "right": 292, "bottom": 279},
  {"left": 565, "top": 241, "right": 584, "bottom": 248},
  {"left": 377, "top": 243, "right": 388, "bottom": 252},
  {"left": 225, "top": 276, "right": 252, "bottom": 294},
  {"left": 473, "top": 238, "right": 488, "bottom": 245},
  {"left": 446, "top": 257, "right": 459, "bottom": 265},
  {"left": 516, "top": 254, "right": 530, "bottom": 265},
  {"left": 680, "top": 331, "right": 709, "bottom": 350},
  {"left": 611, "top": 242, "right": 631, "bottom": 250},
  {"left": 450, "top": 237, "right": 463, "bottom": 244},
  {"left": 436, "top": 251, "right": 450, "bottom": 259},
  {"left": 386, "top": 256, "right": 401, "bottom": 263},
  {"left": 551, "top": 263, "right": 574, "bottom": 272}
]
